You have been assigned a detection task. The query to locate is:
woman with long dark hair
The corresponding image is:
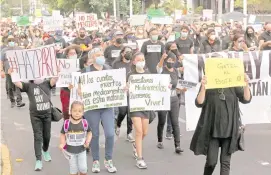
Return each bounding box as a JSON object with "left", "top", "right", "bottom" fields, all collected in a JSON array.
[
  {"left": 112, "top": 46, "right": 134, "bottom": 142},
  {"left": 244, "top": 26, "right": 258, "bottom": 51}
]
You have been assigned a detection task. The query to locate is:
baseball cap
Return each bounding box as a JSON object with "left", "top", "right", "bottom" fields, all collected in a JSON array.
[{"left": 113, "top": 31, "right": 124, "bottom": 37}]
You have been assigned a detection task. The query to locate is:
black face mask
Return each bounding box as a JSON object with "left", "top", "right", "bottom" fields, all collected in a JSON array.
[
  {"left": 116, "top": 38, "right": 123, "bottom": 44},
  {"left": 247, "top": 33, "right": 254, "bottom": 37},
  {"left": 166, "top": 62, "right": 174, "bottom": 69},
  {"left": 80, "top": 34, "right": 85, "bottom": 38},
  {"left": 124, "top": 52, "right": 132, "bottom": 60}
]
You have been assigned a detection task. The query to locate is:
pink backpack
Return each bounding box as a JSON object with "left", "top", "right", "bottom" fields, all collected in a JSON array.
[{"left": 63, "top": 119, "right": 88, "bottom": 133}]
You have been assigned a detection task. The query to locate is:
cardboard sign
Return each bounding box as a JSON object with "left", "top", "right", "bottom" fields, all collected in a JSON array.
[
  {"left": 205, "top": 58, "right": 245, "bottom": 89},
  {"left": 76, "top": 13, "right": 98, "bottom": 30},
  {"left": 56, "top": 59, "right": 80, "bottom": 87},
  {"left": 128, "top": 74, "right": 170, "bottom": 112},
  {"left": 80, "top": 69, "right": 127, "bottom": 111},
  {"left": 43, "top": 16, "right": 64, "bottom": 32},
  {"left": 69, "top": 72, "right": 82, "bottom": 113},
  {"left": 6, "top": 45, "right": 58, "bottom": 82}
]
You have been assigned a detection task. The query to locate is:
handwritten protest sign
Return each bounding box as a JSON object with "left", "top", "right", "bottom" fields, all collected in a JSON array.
[
  {"left": 176, "top": 80, "right": 197, "bottom": 89},
  {"left": 56, "top": 59, "right": 80, "bottom": 87},
  {"left": 43, "top": 16, "right": 64, "bottom": 32},
  {"left": 76, "top": 13, "right": 98, "bottom": 30},
  {"left": 80, "top": 69, "right": 127, "bottom": 111},
  {"left": 6, "top": 45, "right": 58, "bottom": 82},
  {"left": 205, "top": 58, "right": 245, "bottom": 89},
  {"left": 69, "top": 72, "right": 82, "bottom": 114},
  {"left": 128, "top": 74, "right": 170, "bottom": 112}
]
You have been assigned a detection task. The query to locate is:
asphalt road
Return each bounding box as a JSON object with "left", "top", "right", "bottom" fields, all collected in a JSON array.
[{"left": 1, "top": 80, "right": 271, "bottom": 175}]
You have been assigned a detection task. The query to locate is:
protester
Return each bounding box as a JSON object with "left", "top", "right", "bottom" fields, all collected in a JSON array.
[
  {"left": 175, "top": 26, "right": 194, "bottom": 54},
  {"left": 190, "top": 74, "right": 251, "bottom": 175},
  {"left": 80, "top": 47, "right": 117, "bottom": 173},
  {"left": 10, "top": 70, "right": 58, "bottom": 171},
  {"left": 141, "top": 28, "right": 165, "bottom": 73},
  {"left": 156, "top": 52, "right": 184, "bottom": 154},
  {"left": 244, "top": 26, "right": 258, "bottom": 51},
  {"left": 0, "top": 35, "right": 25, "bottom": 108},
  {"left": 259, "top": 23, "right": 271, "bottom": 50},
  {"left": 112, "top": 46, "right": 134, "bottom": 142},
  {"left": 59, "top": 101, "right": 92, "bottom": 175},
  {"left": 229, "top": 34, "right": 248, "bottom": 52},
  {"left": 200, "top": 29, "right": 221, "bottom": 53}
]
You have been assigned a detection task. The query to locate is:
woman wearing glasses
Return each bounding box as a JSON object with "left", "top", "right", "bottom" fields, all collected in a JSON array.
[{"left": 190, "top": 75, "right": 251, "bottom": 175}]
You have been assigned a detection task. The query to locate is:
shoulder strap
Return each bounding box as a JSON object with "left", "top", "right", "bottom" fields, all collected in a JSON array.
[
  {"left": 36, "top": 85, "right": 53, "bottom": 107},
  {"left": 64, "top": 119, "right": 70, "bottom": 133},
  {"left": 82, "top": 119, "right": 88, "bottom": 132}
]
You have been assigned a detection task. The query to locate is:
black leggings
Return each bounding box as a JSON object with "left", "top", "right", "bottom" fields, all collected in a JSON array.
[
  {"left": 204, "top": 138, "right": 232, "bottom": 175},
  {"left": 30, "top": 113, "right": 51, "bottom": 160},
  {"left": 157, "top": 96, "right": 180, "bottom": 147},
  {"left": 116, "top": 106, "right": 133, "bottom": 134}
]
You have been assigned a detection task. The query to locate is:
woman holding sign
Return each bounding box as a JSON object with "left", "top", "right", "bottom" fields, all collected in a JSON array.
[
  {"left": 156, "top": 52, "right": 184, "bottom": 154},
  {"left": 190, "top": 75, "right": 251, "bottom": 175}
]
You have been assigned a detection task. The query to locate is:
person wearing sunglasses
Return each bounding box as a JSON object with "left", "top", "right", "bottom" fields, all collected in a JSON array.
[
  {"left": 229, "top": 34, "right": 248, "bottom": 52},
  {"left": 190, "top": 74, "right": 252, "bottom": 175}
]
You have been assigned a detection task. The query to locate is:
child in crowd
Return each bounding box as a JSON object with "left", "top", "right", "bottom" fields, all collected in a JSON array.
[
  {"left": 59, "top": 101, "right": 92, "bottom": 175},
  {"left": 9, "top": 68, "right": 58, "bottom": 171}
]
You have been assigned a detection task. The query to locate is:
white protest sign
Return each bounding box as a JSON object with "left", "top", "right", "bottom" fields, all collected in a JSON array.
[
  {"left": 56, "top": 59, "right": 80, "bottom": 87},
  {"left": 130, "top": 15, "right": 146, "bottom": 26},
  {"left": 147, "top": 45, "right": 162, "bottom": 53},
  {"left": 69, "top": 72, "right": 82, "bottom": 113},
  {"left": 80, "top": 69, "right": 127, "bottom": 111},
  {"left": 43, "top": 16, "right": 64, "bottom": 32},
  {"left": 151, "top": 16, "right": 173, "bottom": 24},
  {"left": 128, "top": 74, "right": 171, "bottom": 112},
  {"left": 183, "top": 51, "right": 271, "bottom": 131},
  {"left": 6, "top": 45, "right": 58, "bottom": 82},
  {"left": 248, "top": 15, "right": 256, "bottom": 24},
  {"left": 76, "top": 13, "right": 98, "bottom": 30}
]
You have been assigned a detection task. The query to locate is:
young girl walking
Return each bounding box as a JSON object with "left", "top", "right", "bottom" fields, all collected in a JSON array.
[{"left": 59, "top": 101, "right": 92, "bottom": 175}]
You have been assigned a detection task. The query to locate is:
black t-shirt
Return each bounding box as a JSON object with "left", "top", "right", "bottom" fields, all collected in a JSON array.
[
  {"left": 112, "top": 60, "right": 131, "bottom": 76},
  {"left": 21, "top": 81, "right": 53, "bottom": 115},
  {"left": 259, "top": 31, "right": 271, "bottom": 50},
  {"left": 161, "top": 68, "right": 178, "bottom": 89},
  {"left": 221, "top": 36, "right": 231, "bottom": 50},
  {"left": 245, "top": 36, "right": 258, "bottom": 48},
  {"left": 175, "top": 37, "right": 194, "bottom": 54},
  {"left": 61, "top": 120, "right": 92, "bottom": 154},
  {"left": 200, "top": 39, "right": 221, "bottom": 54},
  {"left": 73, "top": 36, "right": 92, "bottom": 55},
  {"left": 45, "top": 37, "right": 67, "bottom": 58},
  {"left": 104, "top": 45, "right": 122, "bottom": 66},
  {"left": 140, "top": 40, "right": 165, "bottom": 74}
]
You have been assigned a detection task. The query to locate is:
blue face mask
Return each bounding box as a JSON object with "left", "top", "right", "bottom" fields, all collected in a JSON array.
[
  {"left": 8, "top": 42, "right": 15, "bottom": 47},
  {"left": 96, "top": 56, "right": 105, "bottom": 66}
]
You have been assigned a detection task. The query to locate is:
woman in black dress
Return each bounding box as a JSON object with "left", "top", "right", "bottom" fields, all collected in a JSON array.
[{"left": 190, "top": 75, "right": 252, "bottom": 175}]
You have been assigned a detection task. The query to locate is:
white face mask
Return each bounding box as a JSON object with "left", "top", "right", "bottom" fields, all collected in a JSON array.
[
  {"left": 135, "top": 61, "right": 145, "bottom": 69},
  {"left": 34, "top": 79, "right": 44, "bottom": 84}
]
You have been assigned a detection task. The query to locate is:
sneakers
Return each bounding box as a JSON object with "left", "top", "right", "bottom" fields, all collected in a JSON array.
[
  {"left": 104, "top": 160, "right": 117, "bottom": 173},
  {"left": 157, "top": 142, "right": 164, "bottom": 149},
  {"left": 132, "top": 143, "right": 138, "bottom": 160},
  {"left": 126, "top": 133, "right": 135, "bottom": 142},
  {"left": 16, "top": 102, "right": 25, "bottom": 107},
  {"left": 136, "top": 158, "right": 147, "bottom": 169},
  {"left": 175, "top": 146, "right": 184, "bottom": 154},
  {"left": 92, "top": 161, "right": 100, "bottom": 173},
  {"left": 115, "top": 126, "right": 120, "bottom": 136},
  {"left": 165, "top": 132, "right": 173, "bottom": 140},
  {"left": 11, "top": 102, "right": 16, "bottom": 108},
  {"left": 42, "top": 151, "right": 52, "bottom": 162},
  {"left": 34, "top": 160, "right": 42, "bottom": 171}
]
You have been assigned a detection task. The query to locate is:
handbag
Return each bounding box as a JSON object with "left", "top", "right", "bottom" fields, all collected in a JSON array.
[{"left": 37, "top": 85, "right": 63, "bottom": 122}]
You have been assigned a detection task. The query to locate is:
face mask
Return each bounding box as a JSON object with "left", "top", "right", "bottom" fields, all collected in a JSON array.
[
  {"left": 151, "top": 35, "right": 158, "bottom": 41},
  {"left": 166, "top": 62, "right": 174, "bottom": 69},
  {"left": 116, "top": 38, "right": 124, "bottom": 44},
  {"left": 96, "top": 56, "right": 105, "bottom": 65},
  {"left": 181, "top": 32, "right": 188, "bottom": 38},
  {"left": 124, "top": 52, "right": 132, "bottom": 60},
  {"left": 36, "top": 33, "right": 40, "bottom": 37},
  {"left": 80, "top": 34, "right": 85, "bottom": 38},
  {"left": 237, "top": 43, "right": 243, "bottom": 49},
  {"left": 8, "top": 42, "right": 15, "bottom": 47},
  {"left": 135, "top": 61, "right": 145, "bottom": 69},
  {"left": 209, "top": 35, "right": 216, "bottom": 41},
  {"left": 247, "top": 33, "right": 254, "bottom": 37},
  {"left": 69, "top": 55, "right": 77, "bottom": 59},
  {"left": 34, "top": 79, "right": 44, "bottom": 84}
]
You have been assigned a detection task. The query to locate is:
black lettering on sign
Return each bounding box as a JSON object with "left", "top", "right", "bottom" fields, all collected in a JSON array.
[{"left": 249, "top": 81, "right": 269, "bottom": 96}]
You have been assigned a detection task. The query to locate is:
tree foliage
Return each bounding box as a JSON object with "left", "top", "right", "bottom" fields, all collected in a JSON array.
[
  {"left": 234, "top": 0, "right": 271, "bottom": 13},
  {"left": 163, "top": 0, "right": 184, "bottom": 15}
]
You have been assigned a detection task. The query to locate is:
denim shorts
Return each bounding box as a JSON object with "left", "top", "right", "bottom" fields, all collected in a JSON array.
[{"left": 69, "top": 151, "right": 87, "bottom": 174}]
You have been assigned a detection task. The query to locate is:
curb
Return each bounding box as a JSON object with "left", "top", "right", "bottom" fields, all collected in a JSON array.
[{"left": 1, "top": 144, "right": 12, "bottom": 175}]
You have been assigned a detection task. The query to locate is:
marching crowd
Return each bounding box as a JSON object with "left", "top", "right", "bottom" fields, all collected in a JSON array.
[{"left": 1, "top": 18, "right": 271, "bottom": 175}]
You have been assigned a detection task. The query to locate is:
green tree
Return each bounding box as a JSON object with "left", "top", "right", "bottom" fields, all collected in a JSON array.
[
  {"left": 163, "top": 0, "right": 184, "bottom": 20},
  {"left": 234, "top": 0, "right": 271, "bottom": 13}
]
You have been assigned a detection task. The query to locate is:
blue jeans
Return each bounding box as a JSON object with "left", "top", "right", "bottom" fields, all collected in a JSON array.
[
  {"left": 84, "top": 108, "right": 115, "bottom": 161},
  {"left": 69, "top": 151, "right": 87, "bottom": 174}
]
